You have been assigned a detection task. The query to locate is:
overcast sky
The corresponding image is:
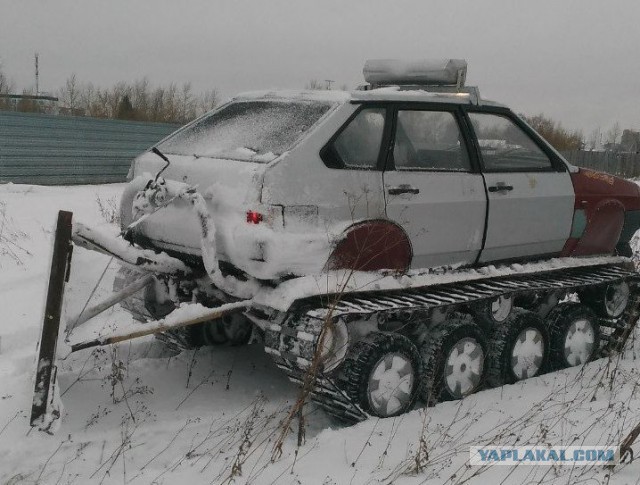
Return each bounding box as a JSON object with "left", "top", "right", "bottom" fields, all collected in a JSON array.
[{"left": 1, "top": 0, "right": 639, "bottom": 135}]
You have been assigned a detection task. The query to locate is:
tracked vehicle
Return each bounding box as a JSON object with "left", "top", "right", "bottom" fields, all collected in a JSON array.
[{"left": 32, "top": 59, "right": 640, "bottom": 427}]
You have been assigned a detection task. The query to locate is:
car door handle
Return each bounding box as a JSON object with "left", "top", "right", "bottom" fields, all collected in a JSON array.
[
  {"left": 488, "top": 184, "right": 514, "bottom": 193},
  {"left": 387, "top": 185, "right": 420, "bottom": 195}
]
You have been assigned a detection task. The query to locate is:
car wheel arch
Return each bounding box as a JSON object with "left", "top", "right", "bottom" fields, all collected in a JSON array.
[
  {"left": 326, "top": 219, "right": 413, "bottom": 272},
  {"left": 573, "top": 198, "right": 625, "bottom": 255}
]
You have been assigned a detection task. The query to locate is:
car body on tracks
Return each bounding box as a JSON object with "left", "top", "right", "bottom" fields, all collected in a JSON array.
[
  {"left": 33, "top": 59, "right": 640, "bottom": 427},
  {"left": 123, "top": 59, "right": 640, "bottom": 282}
]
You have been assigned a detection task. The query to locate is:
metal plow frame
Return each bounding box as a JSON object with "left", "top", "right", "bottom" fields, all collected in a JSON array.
[{"left": 30, "top": 210, "right": 249, "bottom": 431}]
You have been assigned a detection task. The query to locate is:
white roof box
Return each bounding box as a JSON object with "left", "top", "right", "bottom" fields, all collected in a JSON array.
[{"left": 363, "top": 59, "right": 467, "bottom": 87}]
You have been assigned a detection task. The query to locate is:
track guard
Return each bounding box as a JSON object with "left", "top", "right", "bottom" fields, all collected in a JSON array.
[{"left": 31, "top": 210, "right": 73, "bottom": 432}]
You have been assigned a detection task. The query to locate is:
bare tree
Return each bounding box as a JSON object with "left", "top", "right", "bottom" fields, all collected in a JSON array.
[
  {"left": 58, "top": 74, "right": 81, "bottom": 114},
  {"left": 606, "top": 122, "right": 622, "bottom": 148},
  {"left": 177, "top": 82, "right": 197, "bottom": 123},
  {"left": 586, "top": 127, "right": 602, "bottom": 151},
  {"left": 16, "top": 88, "right": 40, "bottom": 113},
  {"left": 522, "top": 113, "right": 583, "bottom": 151},
  {"left": 305, "top": 79, "right": 327, "bottom": 90},
  {"left": 131, "top": 78, "right": 150, "bottom": 119},
  {"left": 0, "top": 64, "right": 15, "bottom": 110},
  {"left": 0, "top": 67, "right": 13, "bottom": 95},
  {"left": 198, "top": 88, "right": 219, "bottom": 116}
]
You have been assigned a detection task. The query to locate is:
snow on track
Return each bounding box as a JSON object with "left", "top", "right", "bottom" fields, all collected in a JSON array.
[{"left": 0, "top": 183, "right": 639, "bottom": 484}]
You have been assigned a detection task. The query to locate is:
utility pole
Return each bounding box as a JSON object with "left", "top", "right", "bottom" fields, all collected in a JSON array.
[{"left": 35, "top": 52, "right": 39, "bottom": 95}]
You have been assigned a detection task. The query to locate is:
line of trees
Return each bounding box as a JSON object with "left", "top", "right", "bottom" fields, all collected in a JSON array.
[
  {"left": 0, "top": 68, "right": 219, "bottom": 124},
  {"left": 521, "top": 114, "right": 584, "bottom": 151},
  {"left": 57, "top": 74, "right": 219, "bottom": 123},
  {"left": 521, "top": 114, "right": 629, "bottom": 152},
  {"left": 0, "top": 66, "right": 629, "bottom": 150}
]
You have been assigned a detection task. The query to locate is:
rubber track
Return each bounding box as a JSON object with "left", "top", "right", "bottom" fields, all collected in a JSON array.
[{"left": 261, "top": 262, "right": 640, "bottom": 422}]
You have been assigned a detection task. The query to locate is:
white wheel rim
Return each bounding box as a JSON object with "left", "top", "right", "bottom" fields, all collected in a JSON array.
[
  {"left": 368, "top": 353, "right": 414, "bottom": 416},
  {"left": 444, "top": 338, "right": 484, "bottom": 398},
  {"left": 564, "top": 319, "right": 595, "bottom": 366},
  {"left": 511, "top": 327, "right": 544, "bottom": 380},
  {"left": 491, "top": 295, "right": 513, "bottom": 322},
  {"left": 604, "top": 282, "right": 630, "bottom": 318}
]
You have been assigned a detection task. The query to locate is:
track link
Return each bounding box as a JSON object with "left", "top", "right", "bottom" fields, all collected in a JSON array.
[{"left": 259, "top": 262, "right": 640, "bottom": 422}]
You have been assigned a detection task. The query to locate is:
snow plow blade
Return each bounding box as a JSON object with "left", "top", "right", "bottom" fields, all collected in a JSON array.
[
  {"left": 31, "top": 211, "right": 73, "bottom": 431},
  {"left": 31, "top": 210, "right": 251, "bottom": 432}
]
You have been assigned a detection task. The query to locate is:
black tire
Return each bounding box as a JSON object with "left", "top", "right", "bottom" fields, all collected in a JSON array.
[
  {"left": 189, "top": 321, "right": 228, "bottom": 347},
  {"left": 547, "top": 303, "right": 600, "bottom": 370},
  {"left": 113, "top": 265, "right": 154, "bottom": 322},
  {"left": 338, "top": 333, "right": 422, "bottom": 418},
  {"left": 486, "top": 308, "right": 549, "bottom": 387},
  {"left": 471, "top": 294, "right": 513, "bottom": 329},
  {"left": 221, "top": 313, "right": 253, "bottom": 346},
  {"left": 578, "top": 281, "right": 630, "bottom": 319},
  {"left": 420, "top": 314, "right": 487, "bottom": 404},
  {"left": 616, "top": 241, "right": 633, "bottom": 258},
  {"left": 113, "top": 265, "right": 176, "bottom": 321},
  {"left": 188, "top": 314, "right": 253, "bottom": 347}
]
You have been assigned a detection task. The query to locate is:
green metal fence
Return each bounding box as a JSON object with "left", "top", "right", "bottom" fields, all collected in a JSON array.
[
  {"left": 2, "top": 112, "right": 638, "bottom": 186},
  {"left": 561, "top": 150, "right": 640, "bottom": 179},
  {"left": 0, "top": 111, "right": 179, "bottom": 185}
]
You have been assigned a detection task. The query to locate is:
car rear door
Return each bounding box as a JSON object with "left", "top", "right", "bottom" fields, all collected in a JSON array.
[
  {"left": 465, "top": 109, "right": 574, "bottom": 263},
  {"left": 383, "top": 105, "right": 487, "bottom": 269}
]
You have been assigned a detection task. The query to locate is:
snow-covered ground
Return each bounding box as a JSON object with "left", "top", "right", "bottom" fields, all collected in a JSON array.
[{"left": 1, "top": 183, "right": 639, "bottom": 485}]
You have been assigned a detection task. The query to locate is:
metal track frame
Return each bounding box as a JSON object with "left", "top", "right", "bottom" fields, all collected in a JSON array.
[{"left": 260, "top": 262, "right": 640, "bottom": 422}]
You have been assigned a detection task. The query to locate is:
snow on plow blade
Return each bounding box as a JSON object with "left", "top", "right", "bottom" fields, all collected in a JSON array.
[{"left": 31, "top": 210, "right": 250, "bottom": 432}]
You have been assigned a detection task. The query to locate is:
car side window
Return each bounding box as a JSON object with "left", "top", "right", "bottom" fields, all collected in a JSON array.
[
  {"left": 468, "top": 112, "right": 554, "bottom": 171},
  {"left": 392, "top": 110, "right": 471, "bottom": 171},
  {"left": 329, "top": 108, "right": 386, "bottom": 169}
]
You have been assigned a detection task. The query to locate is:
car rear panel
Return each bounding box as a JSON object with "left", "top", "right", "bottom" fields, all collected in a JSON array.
[{"left": 129, "top": 151, "right": 266, "bottom": 261}]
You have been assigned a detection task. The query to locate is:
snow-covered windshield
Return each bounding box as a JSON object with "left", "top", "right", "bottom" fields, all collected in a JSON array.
[{"left": 157, "top": 100, "right": 334, "bottom": 163}]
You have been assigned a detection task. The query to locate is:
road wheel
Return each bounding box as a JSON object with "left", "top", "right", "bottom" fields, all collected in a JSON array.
[
  {"left": 472, "top": 294, "right": 513, "bottom": 328},
  {"left": 486, "top": 308, "right": 549, "bottom": 387},
  {"left": 578, "top": 281, "right": 630, "bottom": 319},
  {"left": 421, "top": 314, "right": 487, "bottom": 404},
  {"left": 547, "top": 303, "right": 600, "bottom": 369},
  {"left": 339, "top": 333, "right": 422, "bottom": 418}
]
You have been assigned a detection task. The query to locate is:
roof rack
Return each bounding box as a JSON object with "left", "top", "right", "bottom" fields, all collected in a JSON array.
[{"left": 358, "top": 58, "right": 480, "bottom": 104}]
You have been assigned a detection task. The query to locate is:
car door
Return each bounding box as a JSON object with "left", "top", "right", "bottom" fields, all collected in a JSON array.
[
  {"left": 383, "top": 106, "right": 487, "bottom": 269},
  {"left": 466, "top": 110, "right": 574, "bottom": 263}
]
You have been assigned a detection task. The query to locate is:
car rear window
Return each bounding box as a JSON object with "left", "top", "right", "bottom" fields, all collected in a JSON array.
[{"left": 157, "top": 100, "right": 333, "bottom": 163}]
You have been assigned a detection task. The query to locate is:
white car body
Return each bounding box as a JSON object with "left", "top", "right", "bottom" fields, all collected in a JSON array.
[{"left": 123, "top": 86, "right": 576, "bottom": 282}]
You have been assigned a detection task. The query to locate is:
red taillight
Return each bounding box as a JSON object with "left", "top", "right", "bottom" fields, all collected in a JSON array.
[{"left": 246, "top": 210, "right": 263, "bottom": 224}]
